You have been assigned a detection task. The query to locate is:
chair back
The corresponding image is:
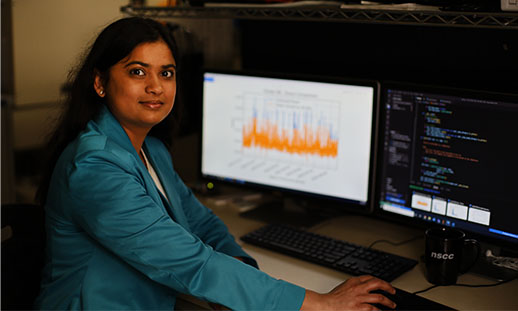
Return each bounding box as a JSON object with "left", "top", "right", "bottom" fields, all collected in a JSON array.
[{"left": 1, "top": 203, "right": 46, "bottom": 310}]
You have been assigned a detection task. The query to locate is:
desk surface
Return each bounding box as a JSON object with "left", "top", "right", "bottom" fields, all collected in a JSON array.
[{"left": 200, "top": 194, "right": 518, "bottom": 310}]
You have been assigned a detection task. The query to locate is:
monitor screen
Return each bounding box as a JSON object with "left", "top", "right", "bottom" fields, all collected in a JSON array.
[
  {"left": 375, "top": 82, "right": 518, "bottom": 247},
  {"left": 201, "top": 71, "right": 379, "bottom": 211}
]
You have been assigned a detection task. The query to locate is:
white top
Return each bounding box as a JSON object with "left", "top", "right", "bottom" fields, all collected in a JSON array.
[{"left": 141, "top": 149, "right": 169, "bottom": 202}]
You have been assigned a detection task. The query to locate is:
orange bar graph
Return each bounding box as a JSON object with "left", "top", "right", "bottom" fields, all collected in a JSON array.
[{"left": 242, "top": 117, "right": 338, "bottom": 157}]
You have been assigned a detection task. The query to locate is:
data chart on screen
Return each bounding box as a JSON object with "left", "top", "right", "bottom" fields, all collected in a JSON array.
[{"left": 202, "top": 72, "right": 376, "bottom": 203}]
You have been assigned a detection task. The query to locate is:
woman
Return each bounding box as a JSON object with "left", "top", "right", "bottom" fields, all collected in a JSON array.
[{"left": 35, "top": 17, "right": 396, "bottom": 310}]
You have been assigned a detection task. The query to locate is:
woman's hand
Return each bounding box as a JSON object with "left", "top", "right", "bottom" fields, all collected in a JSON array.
[{"left": 301, "top": 275, "right": 397, "bottom": 311}]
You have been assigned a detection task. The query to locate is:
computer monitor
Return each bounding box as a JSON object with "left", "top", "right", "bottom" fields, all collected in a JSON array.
[
  {"left": 375, "top": 82, "right": 518, "bottom": 280},
  {"left": 201, "top": 71, "right": 380, "bottom": 226}
]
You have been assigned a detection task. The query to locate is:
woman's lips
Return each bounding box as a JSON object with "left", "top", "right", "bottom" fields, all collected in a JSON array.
[{"left": 140, "top": 100, "right": 163, "bottom": 109}]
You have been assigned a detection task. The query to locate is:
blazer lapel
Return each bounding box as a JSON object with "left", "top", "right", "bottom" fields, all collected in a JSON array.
[
  {"left": 143, "top": 143, "right": 191, "bottom": 231},
  {"left": 94, "top": 105, "right": 188, "bottom": 229}
]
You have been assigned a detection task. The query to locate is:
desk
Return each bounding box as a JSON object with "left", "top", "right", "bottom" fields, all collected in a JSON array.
[{"left": 180, "top": 195, "right": 518, "bottom": 310}]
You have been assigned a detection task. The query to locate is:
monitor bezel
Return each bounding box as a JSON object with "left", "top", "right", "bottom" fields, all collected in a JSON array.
[
  {"left": 199, "top": 69, "right": 381, "bottom": 215},
  {"left": 373, "top": 80, "right": 518, "bottom": 248}
]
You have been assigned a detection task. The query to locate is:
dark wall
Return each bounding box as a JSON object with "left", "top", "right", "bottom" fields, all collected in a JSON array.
[{"left": 238, "top": 20, "right": 517, "bottom": 94}]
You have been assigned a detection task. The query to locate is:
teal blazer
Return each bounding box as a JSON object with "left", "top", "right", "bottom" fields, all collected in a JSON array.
[{"left": 36, "top": 106, "right": 305, "bottom": 310}]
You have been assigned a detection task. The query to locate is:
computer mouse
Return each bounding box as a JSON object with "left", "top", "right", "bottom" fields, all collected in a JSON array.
[
  {"left": 369, "top": 289, "right": 399, "bottom": 310},
  {"left": 369, "top": 288, "right": 454, "bottom": 311}
]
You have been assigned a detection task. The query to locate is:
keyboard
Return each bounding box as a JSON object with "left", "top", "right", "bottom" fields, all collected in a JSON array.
[{"left": 240, "top": 224, "right": 418, "bottom": 282}]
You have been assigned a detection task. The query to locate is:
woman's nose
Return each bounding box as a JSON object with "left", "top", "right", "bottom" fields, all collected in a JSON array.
[{"left": 145, "top": 75, "right": 163, "bottom": 95}]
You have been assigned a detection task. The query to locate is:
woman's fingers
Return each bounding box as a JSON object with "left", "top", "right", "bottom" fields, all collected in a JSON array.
[
  {"left": 362, "top": 276, "right": 396, "bottom": 295},
  {"left": 362, "top": 292, "right": 397, "bottom": 310}
]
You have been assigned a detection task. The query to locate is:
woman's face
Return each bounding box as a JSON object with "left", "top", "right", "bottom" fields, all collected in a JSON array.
[{"left": 95, "top": 40, "right": 176, "bottom": 136}]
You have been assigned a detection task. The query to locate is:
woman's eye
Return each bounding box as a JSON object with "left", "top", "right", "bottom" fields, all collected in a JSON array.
[
  {"left": 162, "top": 70, "right": 174, "bottom": 78},
  {"left": 130, "top": 68, "right": 145, "bottom": 76}
]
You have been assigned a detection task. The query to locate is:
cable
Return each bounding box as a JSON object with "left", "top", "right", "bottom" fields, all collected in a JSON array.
[
  {"left": 412, "top": 276, "right": 518, "bottom": 295},
  {"left": 455, "top": 276, "right": 517, "bottom": 288},
  {"left": 412, "top": 284, "right": 439, "bottom": 295},
  {"left": 367, "top": 234, "right": 423, "bottom": 249}
]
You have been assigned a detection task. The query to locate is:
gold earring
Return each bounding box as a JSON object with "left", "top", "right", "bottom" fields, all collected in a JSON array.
[{"left": 99, "top": 90, "right": 104, "bottom": 96}]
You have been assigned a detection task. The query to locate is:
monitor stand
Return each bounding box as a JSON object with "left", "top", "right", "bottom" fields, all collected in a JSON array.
[{"left": 239, "top": 195, "right": 333, "bottom": 229}]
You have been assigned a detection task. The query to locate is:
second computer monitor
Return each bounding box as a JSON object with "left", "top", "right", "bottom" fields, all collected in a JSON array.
[
  {"left": 375, "top": 82, "right": 518, "bottom": 249},
  {"left": 201, "top": 71, "right": 379, "bottom": 211}
]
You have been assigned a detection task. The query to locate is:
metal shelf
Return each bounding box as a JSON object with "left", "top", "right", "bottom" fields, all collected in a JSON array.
[{"left": 121, "top": 4, "right": 518, "bottom": 29}]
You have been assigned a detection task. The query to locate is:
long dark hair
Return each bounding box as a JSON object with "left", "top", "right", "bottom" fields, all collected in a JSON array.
[{"left": 36, "top": 17, "right": 180, "bottom": 205}]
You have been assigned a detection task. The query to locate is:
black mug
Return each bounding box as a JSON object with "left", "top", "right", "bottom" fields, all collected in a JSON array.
[{"left": 424, "top": 227, "right": 480, "bottom": 285}]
